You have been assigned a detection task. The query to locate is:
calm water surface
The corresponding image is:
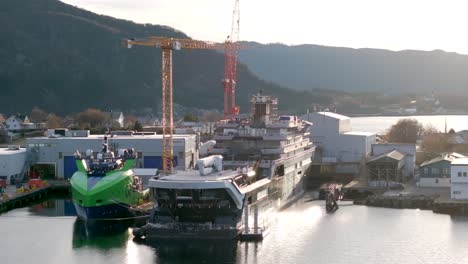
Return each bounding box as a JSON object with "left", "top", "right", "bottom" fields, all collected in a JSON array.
[
  {"left": 351, "top": 115, "right": 468, "bottom": 134},
  {"left": 1, "top": 199, "right": 468, "bottom": 264}
]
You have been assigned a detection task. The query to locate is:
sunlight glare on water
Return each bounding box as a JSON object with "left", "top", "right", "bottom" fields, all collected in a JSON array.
[{"left": 2, "top": 199, "right": 468, "bottom": 264}]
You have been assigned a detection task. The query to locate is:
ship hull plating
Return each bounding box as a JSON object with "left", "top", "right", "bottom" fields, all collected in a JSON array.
[{"left": 74, "top": 203, "right": 131, "bottom": 220}]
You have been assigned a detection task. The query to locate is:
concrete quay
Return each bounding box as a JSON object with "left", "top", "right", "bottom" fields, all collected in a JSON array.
[{"left": 0, "top": 180, "right": 70, "bottom": 214}]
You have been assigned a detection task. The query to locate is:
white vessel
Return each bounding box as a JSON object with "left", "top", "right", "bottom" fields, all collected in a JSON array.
[{"left": 135, "top": 94, "right": 315, "bottom": 240}]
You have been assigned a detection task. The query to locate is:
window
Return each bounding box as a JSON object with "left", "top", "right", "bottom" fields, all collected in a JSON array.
[
  {"left": 458, "top": 172, "right": 462, "bottom": 177},
  {"left": 464, "top": 172, "right": 467, "bottom": 177},
  {"left": 423, "top": 168, "right": 428, "bottom": 175},
  {"left": 432, "top": 168, "right": 441, "bottom": 175},
  {"left": 435, "top": 179, "right": 439, "bottom": 184},
  {"left": 276, "top": 165, "right": 285, "bottom": 176},
  {"left": 442, "top": 168, "right": 450, "bottom": 177}
]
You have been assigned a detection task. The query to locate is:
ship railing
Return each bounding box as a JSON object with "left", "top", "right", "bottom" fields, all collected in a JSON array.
[{"left": 215, "top": 130, "right": 292, "bottom": 138}]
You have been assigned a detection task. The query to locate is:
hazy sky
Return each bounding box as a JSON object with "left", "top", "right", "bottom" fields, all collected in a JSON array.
[{"left": 62, "top": 0, "right": 468, "bottom": 54}]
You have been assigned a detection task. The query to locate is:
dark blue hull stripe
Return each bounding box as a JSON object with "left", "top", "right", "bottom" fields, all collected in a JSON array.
[{"left": 74, "top": 203, "right": 131, "bottom": 220}]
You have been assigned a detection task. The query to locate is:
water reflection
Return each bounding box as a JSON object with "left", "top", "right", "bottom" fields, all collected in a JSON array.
[
  {"left": 8, "top": 198, "right": 468, "bottom": 264},
  {"left": 28, "top": 199, "right": 77, "bottom": 217},
  {"left": 72, "top": 219, "right": 132, "bottom": 249},
  {"left": 138, "top": 238, "right": 240, "bottom": 264}
]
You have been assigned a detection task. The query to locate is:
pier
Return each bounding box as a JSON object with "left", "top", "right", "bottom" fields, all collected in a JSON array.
[
  {"left": 239, "top": 200, "right": 271, "bottom": 242},
  {"left": 0, "top": 180, "right": 70, "bottom": 214}
]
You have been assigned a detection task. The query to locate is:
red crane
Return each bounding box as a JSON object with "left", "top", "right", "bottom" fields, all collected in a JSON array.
[{"left": 222, "top": 0, "right": 241, "bottom": 119}]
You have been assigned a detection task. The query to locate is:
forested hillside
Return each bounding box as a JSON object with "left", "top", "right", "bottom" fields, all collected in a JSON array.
[{"left": 0, "top": 0, "right": 330, "bottom": 115}]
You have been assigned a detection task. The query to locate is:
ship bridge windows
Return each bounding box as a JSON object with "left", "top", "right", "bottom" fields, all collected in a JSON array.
[
  {"left": 199, "top": 189, "right": 218, "bottom": 201},
  {"left": 176, "top": 189, "right": 193, "bottom": 200},
  {"left": 275, "top": 165, "right": 285, "bottom": 176},
  {"left": 155, "top": 189, "right": 170, "bottom": 200}
]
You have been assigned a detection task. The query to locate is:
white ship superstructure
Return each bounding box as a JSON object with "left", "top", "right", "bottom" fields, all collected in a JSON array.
[
  {"left": 135, "top": 94, "right": 315, "bottom": 240},
  {"left": 212, "top": 94, "right": 315, "bottom": 208}
]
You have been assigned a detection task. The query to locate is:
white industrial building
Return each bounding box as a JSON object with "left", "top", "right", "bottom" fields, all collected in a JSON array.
[
  {"left": 451, "top": 158, "right": 468, "bottom": 200},
  {"left": 371, "top": 143, "right": 416, "bottom": 178},
  {"left": 301, "top": 112, "right": 376, "bottom": 174},
  {"left": 0, "top": 146, "right": 27, "bottom": 183},
  {"left": 26, "top": 130, "right": 199, "bottom": 179}
]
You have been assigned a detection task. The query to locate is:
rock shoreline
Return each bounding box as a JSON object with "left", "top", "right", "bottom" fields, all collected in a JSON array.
[{"left": 354, "top": 194, "right": 468, "bottom": 216}]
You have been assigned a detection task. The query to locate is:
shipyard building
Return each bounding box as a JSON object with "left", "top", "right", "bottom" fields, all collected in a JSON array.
[
  {"left": 301, "top": 112, "right": 376, "bottom": 174},
  {"left": 451, "top": 158, "right": 468, "bottom": 199},
  {"left": 26, "top": 130, "right": 198, "bottom": 179},
  {"left": 0, "top": 146, "right": 27, "bottom": 183}
]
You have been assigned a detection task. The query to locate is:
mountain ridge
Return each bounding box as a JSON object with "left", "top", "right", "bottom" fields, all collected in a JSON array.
[
  {"left": 239, "top": 42, "right": 468, "bottom": 94},
  {"left": 1, "top": 0, "right": 331, "bottom": 116}
]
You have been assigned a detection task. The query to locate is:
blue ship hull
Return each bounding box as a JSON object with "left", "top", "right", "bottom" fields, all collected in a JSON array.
[{"left": 74, "top": 203, "right": 132, "bottom": 221}]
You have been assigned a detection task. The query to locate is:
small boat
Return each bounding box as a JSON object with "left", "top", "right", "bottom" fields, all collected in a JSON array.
[{"left": 70, "top": 135, "right": 148, "bottom": 220}]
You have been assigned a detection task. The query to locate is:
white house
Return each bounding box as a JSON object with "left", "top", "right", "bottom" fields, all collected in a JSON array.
[
  {"left": 301, "top": 111, "right": 376, "bottom": 174},
  {"left": 451, "top": 158, "right": 468, "bottom": 200},
  {"left": 110, "top": 111, "right": 124, "bottom": 128},
  {"left": 5, "top": 114, "right": 30, "bottom": 131},
  {"left": 418, "top": 152, "right": 464, "bottom": 188}
]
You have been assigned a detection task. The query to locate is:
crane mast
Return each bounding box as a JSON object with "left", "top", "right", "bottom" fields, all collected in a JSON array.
[
  {"left": 223, "top": 0, "right": 241, "bottom": 119},
  {"left": 125, "top": 37, "right": 221, "bottom": 175}
]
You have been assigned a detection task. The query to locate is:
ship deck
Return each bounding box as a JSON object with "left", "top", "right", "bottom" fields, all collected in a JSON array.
[{"left": 158, "top": 170, "right": 241, "bottom": 182}]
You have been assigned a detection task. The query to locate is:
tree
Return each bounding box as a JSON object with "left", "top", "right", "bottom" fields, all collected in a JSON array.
[
  {"left": 386, "top": 118, "right": 424, "bottom": 143},
  {"left": 202, "top": 111, "right": 222, "bottom": 136},
  {"left": 46, "top": 113, "right": 63, "bottom": 129},
  {"left": 30, "top": 107, "right": 48, "bottom": 123},
  {"left": 76, "top": 108, "right": 107, "bottom": 129},
  {"left": 183, "top": 113, "right": 199, "bottom": 122},
  {"left": 124, "top": 114, "right": 138, "bottom": 129},
  {"left": 423, "top": 124, "right": 439, "bottom": 136},
  {"left": 422, "top": 133, "right": 451, "bottom": 155},
  {"left": 133, "top": 120, "right": 143, "bottom": 131}
]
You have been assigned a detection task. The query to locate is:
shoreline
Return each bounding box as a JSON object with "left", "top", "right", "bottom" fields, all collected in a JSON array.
[{"left": 353, "top": 194, "right": 468, "bottom": 216}]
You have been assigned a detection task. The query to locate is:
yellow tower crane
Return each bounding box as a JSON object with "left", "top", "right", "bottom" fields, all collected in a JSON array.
[{"left": 125, "top": 37, "right": 223, "bottom": 175}]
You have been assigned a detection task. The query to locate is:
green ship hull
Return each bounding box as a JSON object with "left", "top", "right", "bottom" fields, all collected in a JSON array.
[{"left": 71, "top": 159, "right": 147, "bottom": 220}]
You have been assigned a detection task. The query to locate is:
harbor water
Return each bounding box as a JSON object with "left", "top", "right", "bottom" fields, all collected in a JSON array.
[{"left": 1, "top": 198, "right": 468, "bottom": 264}]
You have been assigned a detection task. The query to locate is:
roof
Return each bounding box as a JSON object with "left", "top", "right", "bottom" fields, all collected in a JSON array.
[
  {"left": 8, "top": 114, "right": 28, "bottom": 122},
  {"left": 343, "top": 131, "right": 376, "bottom": 136},
  {"left": 301, "top": 111, "right": 350, "bottom": 122},
  {"left": 452, "top": 158, "right": 468, "bottom": 165},
  {"left": 316, "top": 112, "right": 350, "bottom": 121},
  {"left": 110, "top": 112, "right": 123, "bottom": 119},
  {"left": 368, "top": 150, "right": 405, "bottom": 163},
  {"left": 420, "top": 152, "right": 465, "bottom": 167},
  {"left": 0, "top": 147, "right": 27, "bottom": 155},
  {"left": 31, "top": 133, "right": 195, "bottom": 140}
]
